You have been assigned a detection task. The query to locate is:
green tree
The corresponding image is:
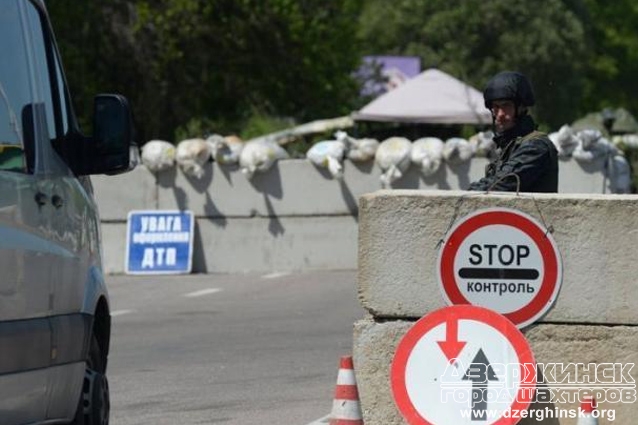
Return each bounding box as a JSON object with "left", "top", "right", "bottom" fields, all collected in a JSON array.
[
  {"left": 357, "top": 0, "right": 589, "bottom": 129},
  {"left": 579, "top": 0, "right": 638, "bottom": 114},
  {"left": 47, "top": 2, "right": 145, "bottom": 134},
  {"left": 49, "top": 0, "right": 363, "bottom": 142}
]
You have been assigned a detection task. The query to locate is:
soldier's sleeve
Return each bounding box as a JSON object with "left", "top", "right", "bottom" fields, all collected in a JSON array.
[{"left": 467, "top": 139, "right": 554, "bottom": 192}]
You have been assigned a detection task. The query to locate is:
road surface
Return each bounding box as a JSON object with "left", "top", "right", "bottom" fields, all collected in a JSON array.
[{"left": 106, "top": 270, "right": 363, "bottom": 425}]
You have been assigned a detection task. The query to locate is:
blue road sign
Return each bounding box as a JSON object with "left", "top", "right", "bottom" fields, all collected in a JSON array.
[{"left": 126, "top": 210, "right": 194, "bottom": 274}]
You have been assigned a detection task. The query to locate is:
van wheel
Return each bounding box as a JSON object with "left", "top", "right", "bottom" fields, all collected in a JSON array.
[{"left": 71, "top": 335, "right": 110, "bottom": 425}]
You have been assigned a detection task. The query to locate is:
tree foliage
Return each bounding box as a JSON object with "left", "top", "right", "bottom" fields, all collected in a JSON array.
[
  {"left": 49, "top": 0, "right": 363, "bottom": 142},
  {"left": 579, "top": 0, "right": 638, "bottom": 114},
  {"left": 357, "top": 0, "right": 589, "bottom": 129},
  {"left": 47, "top": 0, "right": 638, "bottom": 142}
]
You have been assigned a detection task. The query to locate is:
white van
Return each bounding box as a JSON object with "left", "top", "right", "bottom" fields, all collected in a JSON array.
[{"left": 0, "top": 1, "right": 136, "bottom": 424}]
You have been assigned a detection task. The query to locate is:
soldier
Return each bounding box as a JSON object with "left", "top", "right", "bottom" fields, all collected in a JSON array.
[{"left": 468, "top": 71, "right": 558, "bottom": 192}]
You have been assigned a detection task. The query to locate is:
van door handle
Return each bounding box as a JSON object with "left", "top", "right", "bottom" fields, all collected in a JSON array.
[
  {"left": 51, "top": 195, "right": 64, "bottom": 209},
  {"left": 34, "top": 192, "right": 48, "bottom": 206}
]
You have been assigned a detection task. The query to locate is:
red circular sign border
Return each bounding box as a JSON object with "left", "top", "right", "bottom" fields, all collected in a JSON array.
[
  {"left": 437, "top": 208, "right": 561, "bottom": 328},
  {"left": 391, "top": 305, "right": 537, "bottom": 425}
]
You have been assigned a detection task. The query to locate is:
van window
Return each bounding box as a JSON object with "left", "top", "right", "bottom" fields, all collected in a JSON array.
[
  {"left": 52, "top": 48, "right": 69, "bottom": 136},
  {"left": 0, "top": 0, "right": 57, "bottom": 172}
]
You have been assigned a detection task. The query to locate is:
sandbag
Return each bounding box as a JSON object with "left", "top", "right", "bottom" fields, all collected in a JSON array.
[
  {"left": 468, "top": 131, "right": 495, "bottom": 158},
  {"left": 375, "top": 137, "right": 412, "bottom": 188},
  {"left": 141, "top": 140, "right": 176, "bottom": 173},
  {"left": 208, "top": 134, "right": 244, "bottom": 165},
  {"left": 239, "top": 140, "right": 289, "bottom": 179},
  {"left": 443, "top": 137, "right": 474, "bottom": 165},
  {"left": 572, "top": 130, "right": 617, "bottom": 162},
  {"left": 410, "top": 137, "right": 444, "bottom": 177},
  {"left": 175, "top": 138, "right": 211, "bottom": 178},
  {"left": 335, "top": 131, "right": 379, "bottom": 162},
  {"left": 548, "top": 125, "right": 579, "bottom": 158},
  {"left": 307, "top": 140, "right": 346, "bottom": 179}
]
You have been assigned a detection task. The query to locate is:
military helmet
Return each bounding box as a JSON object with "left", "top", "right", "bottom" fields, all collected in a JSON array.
[{"left": 483, "top": 71, "right": 535, "bottom": 109}]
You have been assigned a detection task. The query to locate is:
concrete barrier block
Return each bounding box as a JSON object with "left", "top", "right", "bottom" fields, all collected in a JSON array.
[
  {"left": 92, "top": 166, "right": 157, "bottom": 221},
  {"left": 559, "top": 158, "right": 610, "bottom": 194},
  {"left": 192, "top": 215, "right": 359, "bottom": 273},
  {"left": 358, "top": 190, "right": 638, "bottom": 324},
  {"left": 353, "top": 319, "right": 638, "bottom": 425},
  {"left": 353, "top": 319, "right": 406, "bottom": 425},
  {"left": 154, "top": 159, "right": 491, "bottom": 218},
  {"left": 100, "top": 222, "right": 127, "bottom": 275},
  {"left": 93, "top": 158, "right": 608, "bottom": 221},
  {"left": 156, "top": 159, "right": 365, "bottom": 217}
]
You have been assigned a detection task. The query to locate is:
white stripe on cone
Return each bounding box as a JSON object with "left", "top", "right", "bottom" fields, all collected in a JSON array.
[
  {"left": 331, "top": 400, "right": 363, "bottom": 421},
  {"left": 578, "top": 418, "right": 598, "bottom": 425},
  {"left": 336, "top": 370, "right": 357, "bottom": 386},
  {"left": 578, "top": 413, "right": 598, "bottom": 425}
]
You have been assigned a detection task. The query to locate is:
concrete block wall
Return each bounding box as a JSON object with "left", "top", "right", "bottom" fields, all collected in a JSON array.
[
  {"left": 358, "top": 191, "right": 638, "bottom": 324},
  {"left": 92, "top": 157, "right": 614, "bottom": 274},
  {"left": 353, "top": 320, "right": 638, "bottom": 425},
  {"left": 354, "top": 191, "right": 638, "bottom": 424}
]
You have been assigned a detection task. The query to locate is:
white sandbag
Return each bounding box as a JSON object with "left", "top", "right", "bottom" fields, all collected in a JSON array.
[
  {"left": 205, "top": 134, "right": 225, "bottom": 161},
  {"left": 141, "top": 140, "right": 176, "bottom": 173},
  {"left": 576, "top": 129, "right": 603, "bottom": 150},
  {"left": 548, "top": 125, "right": 579, "bottom": 158},
  {"left": 334, "top": 130, "right": 379, "bottom": 162},
  {"left": 612, "top": 134, "right": 638, "bottom": 149},
  {"left": 611, "top": 135, "right": 622, "bottom": 146},
  {"left": 307, "top": 139, "right": 346, "bottom": 179},
  {"left": 207, "top": 134, "right": 244, "bottom": 165},
  {"left": 410, "top": 137, "right": 444, "bottom": 177},
  {"left": 610, "top": 154, "right": 632, "bottom": 193},
  {"left": 239, "top": 139, "right": 289, "bottom": 179},
  {"left": 347, "top": 138, "right": 379, "bottom": 162},
  {"left": 572, "top": 130, "right": 618, "bottom": 162},
  {"left": 175, "top": 138, "right": 211, "bottom": 178},
  {"left": 375, "top": 137, "right": 412, "bottom": 188},
  {"left": 468, "top": 131, "right": 495, "bottom": 157},
  {"left": 624, "top": 134, "right": 638, "bottom": 148},
  {"left": 443, "top": 137, "right": 474, "bottom": 165}
]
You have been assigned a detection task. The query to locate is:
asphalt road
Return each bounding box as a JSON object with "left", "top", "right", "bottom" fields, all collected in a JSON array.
[{"left": 106, "top": 270, "right": 364, "bottom": 425}]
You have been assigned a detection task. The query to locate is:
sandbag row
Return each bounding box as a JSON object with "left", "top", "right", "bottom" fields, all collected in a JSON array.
[
  {"left": 140, "top": 131, "right": 494, "bottom": 187},
  {"left": 139, "top": 126, "right": 634, "bottom": 192}
]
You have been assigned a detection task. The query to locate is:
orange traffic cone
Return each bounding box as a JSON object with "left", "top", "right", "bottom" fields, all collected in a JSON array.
[
  {"left": 329, "top": 356, "right": 364, "bottom": 425},
  {"left": 577, "top": 396, "right": 598, "bottom": 425}
]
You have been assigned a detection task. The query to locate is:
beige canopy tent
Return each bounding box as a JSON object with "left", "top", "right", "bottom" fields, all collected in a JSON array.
[{"left": 352, "top": 68, "right": 492, "bottom": 125}]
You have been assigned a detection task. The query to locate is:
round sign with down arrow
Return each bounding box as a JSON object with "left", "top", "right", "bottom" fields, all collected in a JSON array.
[
  {"left": 391, "top": 305, "right": 536, "bottom": 425},
  {"left": 437, "top": 208, "right": 562, "bottom": 329}
]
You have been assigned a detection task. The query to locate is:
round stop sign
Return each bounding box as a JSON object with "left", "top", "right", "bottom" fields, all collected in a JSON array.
[{"left": 437, "top": 208, "right": 562, "bottom": 328}]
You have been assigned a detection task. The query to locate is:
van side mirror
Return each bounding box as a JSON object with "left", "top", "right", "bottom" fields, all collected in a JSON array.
[{"left": 91, "top": 94, "right": 137, "bottom": 175}]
